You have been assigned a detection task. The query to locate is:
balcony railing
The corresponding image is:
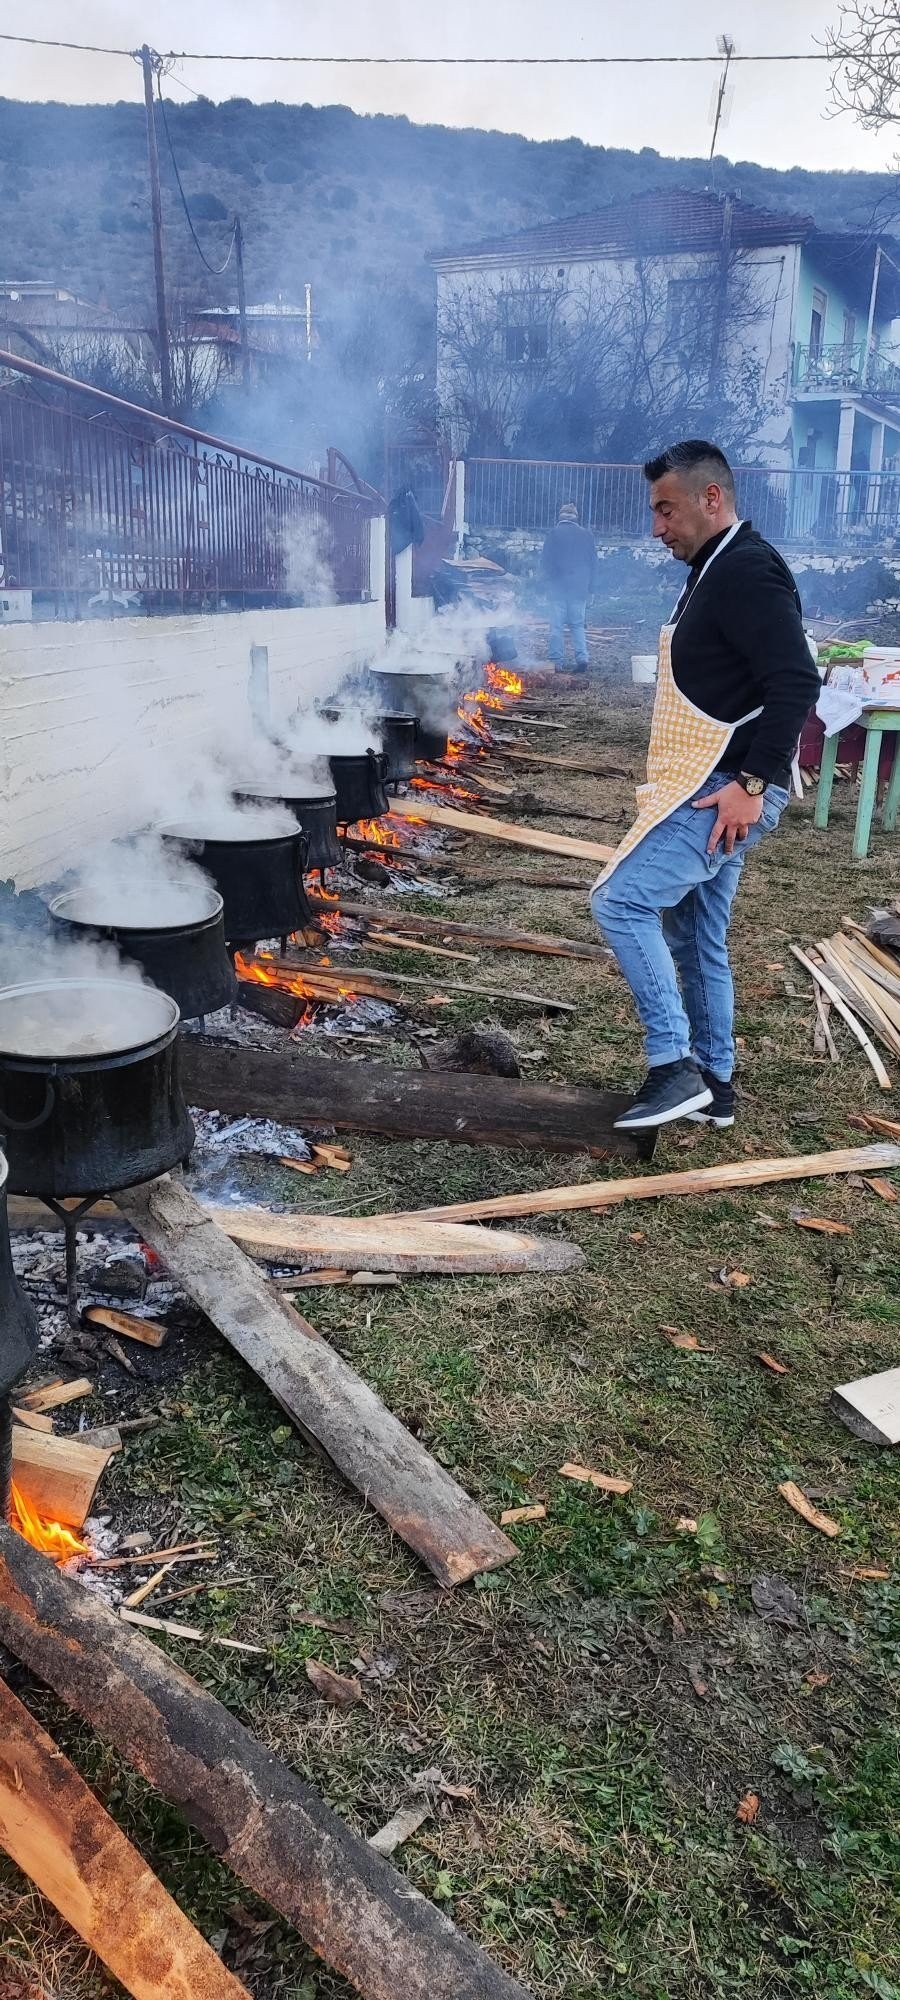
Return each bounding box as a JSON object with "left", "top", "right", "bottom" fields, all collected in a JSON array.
[
  {"left": 793, "top": 340, "right": 900, "bottom": 398},
  {"left": 0, "top": 350, "right": 381, "bottom": 618}
]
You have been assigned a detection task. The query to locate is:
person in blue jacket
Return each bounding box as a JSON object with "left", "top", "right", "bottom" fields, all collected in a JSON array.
[{"left": 541, "top": 501, "right": 597, "bottom": 672}]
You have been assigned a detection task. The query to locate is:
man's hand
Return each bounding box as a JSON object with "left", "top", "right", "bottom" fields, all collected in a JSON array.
[{"left": 692, "top": 780, "right": 765, "bottom": 855}]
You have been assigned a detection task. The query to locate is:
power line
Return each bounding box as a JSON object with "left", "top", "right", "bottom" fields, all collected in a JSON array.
[
  {"left": 0, "top": 30, "right": 834, "bottom": 64},
  {"left": 155, "top": 72, "right": 237, "bottom": 276}
]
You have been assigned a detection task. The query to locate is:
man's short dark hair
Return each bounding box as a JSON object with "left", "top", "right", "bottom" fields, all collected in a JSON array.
[{"left": 642, "top": 440, "right": 735, "bottom": 498}]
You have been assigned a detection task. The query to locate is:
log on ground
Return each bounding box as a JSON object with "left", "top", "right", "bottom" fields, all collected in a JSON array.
[
  {"left": 179, "top": 1039, "right": 653, "bottom": 1161},
  {"left": 393, "top": 799, "right": 614, "bottom": 864},
  {"left": 117, "top": 1176, "right": 515, "bottom": 1588},
  {"left": 0, "top": 1528, "right": 534, "bottom": 2000},
  {"left": 201, "top": 1201, "right": 586, "bottom": 1276},
  {"left": 311, "top": 898, "right": 611, "bottom": 963}
]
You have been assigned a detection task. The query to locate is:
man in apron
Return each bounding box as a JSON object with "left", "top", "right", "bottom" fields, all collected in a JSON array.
[{"left": 591, "top": 439, "right": 820, "bottom": 1132}]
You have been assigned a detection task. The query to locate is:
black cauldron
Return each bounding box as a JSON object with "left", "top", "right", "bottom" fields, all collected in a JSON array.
[
  {"left": 235, "top": 780, "right": 342, "bottom": 874},
  {"left": 48, "top": 886, "right": 236, "bottom": 1022},
  {"left": 378, "top": 714, "right": 419, "bottom": 786},
  {"left": 329, "top": 749, "right": 390, "bottom": 825},
  {"left": 0, "top": 1149, "right": 41, "bottom": 1491},
  {"left": 414, "top": 720, "right": 450, "bottom": 764},
  {"left": 0, "top": 980, "right": 194, "bottom": 1200},
  {"left": 161, "top": 823, "right": 316, "bottom": 949}
]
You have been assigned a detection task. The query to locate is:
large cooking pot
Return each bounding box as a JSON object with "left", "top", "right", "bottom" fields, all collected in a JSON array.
[
  {"left": 413, "top": 719, "right": 450, "bottom": 764},
  {"left": 378, "top": 714, "right": 419, "bottom": 786},
  {"left": 371, "top": 666, "right": 455, "bottom": 726},
  {"left": 329, "top": 749, "right": 390, "bottom": 825},
  {"left": 0, "top": 1147, "right": 40, "bottom": 1398},
  {"left": 0, "top": 981, "right": 194, "bottom": 1199},
  {"left": 161, "top": 823, "right": 316, "bottom": 948},
  {"left": 48, "top": 886, "right": 236, "bottom": 1021},
  {"left": 235, "top": 779, "right": 342, "bottom": 874}
]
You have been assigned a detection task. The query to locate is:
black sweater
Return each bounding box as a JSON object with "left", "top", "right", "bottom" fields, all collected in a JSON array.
[{"left": 669, "top": 521, "right": 820, "bottom": 787}]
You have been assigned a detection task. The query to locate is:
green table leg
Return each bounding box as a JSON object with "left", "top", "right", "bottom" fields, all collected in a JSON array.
[
  {"left": 814, "top": 730, "right": 840, "bottom": 829},
  {"left": 882, "top": 737, "right": 900, "bottom": 832},
  {"left": 854, "top": 723, "right": 883, "bottom": 860}
]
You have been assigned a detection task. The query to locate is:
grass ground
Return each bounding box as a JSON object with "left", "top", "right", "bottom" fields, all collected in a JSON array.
[{"left": 2, "top": 674, "right": 899, "bottom": 2000}]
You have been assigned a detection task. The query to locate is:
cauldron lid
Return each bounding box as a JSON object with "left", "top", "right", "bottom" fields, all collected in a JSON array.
[
  {"left": 160, "top": 812, "right": 299, "bottom": 844},
  {"left": 49, "top": 885, "right": 223, "bottom": 931},
  {"left": 0, "top": 978, "right": 180, "bottom": 1059},
  {"left": 238, "top": 778, "right": 336, "bottom": 803},
  {"left": 372, "top": 663, "right": 452, "bottom": 679}
]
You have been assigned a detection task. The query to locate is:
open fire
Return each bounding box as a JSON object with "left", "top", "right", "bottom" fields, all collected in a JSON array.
[{"left": 12, "top": 1481, "right": 88, "bottom": 1562}]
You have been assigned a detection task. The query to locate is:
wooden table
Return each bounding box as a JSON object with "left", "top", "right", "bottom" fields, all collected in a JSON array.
[{"left": 814, "top": 706, "right": 900, "bottom": 859}]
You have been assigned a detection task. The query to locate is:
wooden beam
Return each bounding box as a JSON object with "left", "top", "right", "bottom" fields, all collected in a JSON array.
[
  {"left": 201, "top": 1201, "right": 587, "bottom": 1276},
  {"left": 311, "top": 898, "right": 610, "bottom": 963},
  {"left": 277, "top": 951, "right": 575, "bottom": 1014},
  {"left": 0, "top": 1679, "right": 249, "bottom": 2000},
  {"left": 11, "top": 1428, "right": 114, "bottom": 1529},
  {"left": 390, "top": 1143, "right": 900, "bottom": 1224},
  {"left": 0, "top": 1528, "right": 534, "bottom": 2000},
  {"left": 178, "top": 1040, "right": 652, "bottom": 1162},
  {"left": 117, "top": 1176, "right": 516, "bottom": 1589},
  {"left": 394, "top": 800, "right": 614, "bottom": 864}
]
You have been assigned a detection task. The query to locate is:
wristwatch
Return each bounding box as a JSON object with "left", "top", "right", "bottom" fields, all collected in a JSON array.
[{"left": 739, "top": 772, "right": 766, "bottom": 797}]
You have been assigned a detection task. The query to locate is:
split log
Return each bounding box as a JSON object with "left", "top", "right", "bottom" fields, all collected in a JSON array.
[
  {"left": 495, "top": 747, "right": 631, "bottom": 778},
  {"left": 394, "top": 800, "right": 613, "bottom": 864},
  {"left": 0, "top": 1678, "right": 249, "bottom": 2000},
  {"left": 117, "top": 1176, "right": 515, "bottom": 1589},
  {"left": 392, "top": 1143, "right": 900, "bottom": 1224},
  {"left": 0, "top": 1528, "right": 534, "bottom": 2000},
  {"left": 11, "top": 1428, "right": 113, "bottom": 1528},
  {"left": 312, "top": 898, "right": 610, "bottom": 963},
  {"left": 179, "top": 1039, "right": 651, "bottom": 1161},
  {"left": 200, "top": 1201, "right": 587, "bottom": 1276},
  {"left": 278, "top": 951, "right": 575, "bottom": 1014}
]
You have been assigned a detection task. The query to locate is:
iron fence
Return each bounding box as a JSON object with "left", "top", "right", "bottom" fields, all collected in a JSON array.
[
  {"left": 0, "top": 351, "right": 380, "bottom": 617},
  {"left": 466, "top": 456, "right": 900, "bottom": 551}
]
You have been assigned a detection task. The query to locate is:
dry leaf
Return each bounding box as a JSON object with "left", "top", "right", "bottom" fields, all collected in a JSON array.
[
  {"left": 559, "top": 1461, "right": 633, "bottom": 1496},
  {"left": 306, "top": 1659, "right": 362, "bottom": 1706},
  {"left": 628, "top": 1231, "right": 646, "bottom": 1244},
  {"left": 736, "top": 1791, "right": 760, "bottom": 1824},
  {"left": 676, "top": 1516, "right": 698, "bottom": 1534},
  {"left": 499, "top": 1503, "right": 547, "bottom": 1526},
  {"left": 805, "top": 1670, "right": 831, "bottom": 1688},
  {"left": 753, "top": 1214, "right": 784, "bottom": 1230},
  {"left": 791, "top": 1213, "right": 852, "bottom": 1236},
  {"left": 717, "top": 1269, "right": 752, "bottom": 1288},
  {"left": 757, "top": 1351, "right": 790, "bottom": 1376},
  {"left": 661, "top": 1327, "right": 710, "bottom": 1351},
  {"left": 778, "top": 1480, "right": 841, "bottom": 1538},
  {"left": 863, "top": 1177, "right": 897, "bottom": 1203},
  {"left": 667, "top": 1608, "right": 687, "bottom": 1640},
  {"left": 840, "top": 1564, "right": 890, "bottom": 1582},
  {"left": 686, "top": 1661, "right": 708, "bottom": 1698}
]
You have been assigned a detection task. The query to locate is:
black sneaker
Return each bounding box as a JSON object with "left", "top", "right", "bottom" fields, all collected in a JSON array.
[
  {"left": 613, "top": 1060, "right": 713, "bottom": 1132},
  {"left": 686, "top": 1070, "right": 736, "bottom": 1129}
]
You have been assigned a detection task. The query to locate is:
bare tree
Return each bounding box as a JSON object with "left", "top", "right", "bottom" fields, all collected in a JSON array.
[{"left": 828, "top": 3, "right": 900, "bottom": 128}]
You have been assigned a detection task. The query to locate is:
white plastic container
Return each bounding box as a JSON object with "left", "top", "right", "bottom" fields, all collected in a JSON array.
[
  {"left": 859, "top": 648, "right": 900, "bottom": 706},
  {"left": 631, "top": 653, "right": 657, "bottom": 686}
]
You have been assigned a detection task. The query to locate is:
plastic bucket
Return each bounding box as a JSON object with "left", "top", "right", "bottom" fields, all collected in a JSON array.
[{"left": 631, "top": 654, "right": 658, "bottom": 685}]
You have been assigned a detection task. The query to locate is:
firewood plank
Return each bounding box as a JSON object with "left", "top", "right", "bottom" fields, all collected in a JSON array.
[
  {"left": 0, "top": 1528, "right": 533, "bottom": 2000},
  {"left": 391, "top": 1144, "right": 900, "bottom": 1224},
  {"left": 117, "top": 1176, "right": 516, "bottom": 1588},
  {"left": 278, "top": 951, "right": 575, "bottom": 1013},
  {"left": 11, "top": 1429, "right": 113, "bottom": 1528},
  {"left": 0, "top": 1679, "right": 250, "bottom": 2000},
  {"left": 312, "top": 898, "right": 610, "bottom": 963},
  {"left": 179, "top": 1039, "right": 651, "bottom": 1162},
  {"left": 393, "top": 799, "right": 614, "bottom": 863},
  {"left": 200, "top": 1201, "right": 586, "bottom": 1276}
]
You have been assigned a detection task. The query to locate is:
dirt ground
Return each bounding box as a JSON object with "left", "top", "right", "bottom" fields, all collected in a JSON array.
[{"left": 2, "top": 658, "right": 899, "bottom": 2000}]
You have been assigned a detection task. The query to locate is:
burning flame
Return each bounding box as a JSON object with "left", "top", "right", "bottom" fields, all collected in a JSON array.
[
  {"left": 352, "top": 816, "right": 403, "bottom": 848},
  {"left": 485, "top": 663, "right": 523, "bottom": 696},
  {"left": 11, "top": 1482, "right": 88, "bottom": 1562},
  {"left": 235, "top": 948, "right": 360, "bottom": 1013}
]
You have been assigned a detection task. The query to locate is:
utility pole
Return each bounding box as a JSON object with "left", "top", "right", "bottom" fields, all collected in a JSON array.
[
  {"left": 234, "top": 215, "right": 250, "bottom": 386},
  {"left": 709, "top": 34, "right": 735, "bottom": 162},
  {"left": 137, "top": 43, "right": 174, "bottom": 415}
]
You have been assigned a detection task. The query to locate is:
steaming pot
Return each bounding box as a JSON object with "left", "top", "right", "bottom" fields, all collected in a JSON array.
[
  {"left": 48, "top": 886, "right": 236, "bottom": 1022},
  {"left": 235, "top": 780, "right": 342, "bottom": 874},
  {"left": 329, "top": 749, "right": 390, "bottom": 824},
  {"left": 161, "top": 825, "right": 316, "bottom": 949},
  {"left": 378, "top": 714, "right": 419, "bottom": 786},
  {"left": 0, "top": 981, "right": 194, "bottom": 1199}
]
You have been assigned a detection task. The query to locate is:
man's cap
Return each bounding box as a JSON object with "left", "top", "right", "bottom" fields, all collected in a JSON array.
[{"left": 558, "top": 502, "right": 579, "bottom": 521}]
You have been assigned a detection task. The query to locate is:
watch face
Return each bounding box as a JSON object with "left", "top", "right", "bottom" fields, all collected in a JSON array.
[{"left": 742, "top": 775, "right": 765, "bottom": 796}]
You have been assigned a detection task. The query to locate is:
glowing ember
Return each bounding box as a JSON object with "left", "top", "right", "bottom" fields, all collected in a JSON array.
[
  {"left": 350, "top": 817, "right": 402, "bottom": 848},
  {"left": 11, "top": 1482, "right": 88, "bottom": 1562},
  {"left": 235, "top": 949, "right": 360, "bottom": 1007},
  {"left": 409, "top": 775, "right": 482, "bottom": 805}
]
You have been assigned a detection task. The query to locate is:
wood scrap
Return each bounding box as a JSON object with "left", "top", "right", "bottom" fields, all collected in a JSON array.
[
  {"left": 17, "top": 1377, "right": 93, "bottom": 1414},
  {"left": 790, "top": 947, "right": 892, "bottom": 1089},
  {"left": 831, "top": 1364, "right": 900, "bottom": 1446},
  {"left": 0, "top": 1679, "right": 250, "bottom": 2000},
  {"left": 853, "top": 1113, "right": 900, "bottom": 1141},
  {"left": 311, "top": 897, "right": 610, "bottom": 963},
  {"left": 368, "top": 1804, "right": 430, "bottom": 1857},
  {"left": 499, "top": 1503, "right": 546, "bottom": 1525},
  {"left": 824, "top": 937, "right": 900, "bottom": 1052},
  {"left": 493, "top": 746, "right": 630, "bottom": 777},
  {"left": 393, "top": 798, "right": 614, "bottom": 864},
  {"left": 813, "top": 989, "right": 839, "bottom": 1062},
  {"left": 179, "top": 1039, "right": 650, "bottom": 1162},
  {"left": 864, "top": 1176, "right": 897, "bottom": 1201},
  {"left": 278, "top": 1270, "right": 401, "bottom": 1290},
  {"left": 11, "top": 1407, "right": 54, "bottom": 1433},
  {"left": 366, "top": 931, "right": 479, "bottom": 962},
  {"left": 757, "top": 1352, "right": 790, "bottom": 1375},
  {"left": 89, "top": 1542, "right": 214, "bottom": 1571},
  {"left": 278, "top": 951, "right": 576, "bottom": 1014},
  {"left": 122, "top": 1561, "right": 179, "bottom": 1610},
  {"left": 119, "top": 1609, "right": 266, "bottom": 1654},
  {"left": 559, "top": 1462, "right": 633, "bottom": 1495},
  {"left": 397, "top": 1144, "right": 900, "bottom": 1224},
  {"left": 118, "top": 1176, "right": 518, "bottom": 1589},
  {"left": 0, "top": 1526, "right": 533, "bottom": 2000},
  {"left": 11, "top": 1428, "right": 113, "bottom": 1529},
  {"left": 777, "top": 1480, "right": 841, "bottom": 1538},
  {"left": 201, "top": 1200, "right": 586, "bottom": 1277},
  {"left": 84, "top": 1306, "right": 167, "bottom": 1349}
]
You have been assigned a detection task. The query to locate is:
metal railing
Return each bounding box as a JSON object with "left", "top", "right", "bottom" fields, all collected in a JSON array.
[
  {"left": 466, "top": 456, "right": 900, "bottom": 549},
  {"left": 0, "top": 350, "right": 381, "bottom": 618},
  {"left": 793, "top": 340, "right": 900, "bottom": 398}
]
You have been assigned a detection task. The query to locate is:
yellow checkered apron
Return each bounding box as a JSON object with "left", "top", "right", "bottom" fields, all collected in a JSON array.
[{"left": 594, "top": 522, "right": 760, "bottom": 889}]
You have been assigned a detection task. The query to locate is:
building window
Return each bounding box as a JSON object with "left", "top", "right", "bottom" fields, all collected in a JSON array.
[
  {"left": 665, "top": 277, "right": 709, "bottom": 349},
  {"left": 810, "top": 287, "right": 827, "bottom": 358},
  {"left": 498, "top": 294, "right": 551, "bottom": 368}
]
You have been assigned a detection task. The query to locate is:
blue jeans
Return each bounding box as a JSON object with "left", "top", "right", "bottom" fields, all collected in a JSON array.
[
  {"left": 547, "top": 593, "right": 588, "bottom": 666},
  {"left": 590, "top": 771, "right": 789, "bottom": 1077}
]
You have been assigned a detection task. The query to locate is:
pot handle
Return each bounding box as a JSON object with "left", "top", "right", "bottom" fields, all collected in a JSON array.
[
  {"left": 368, "top": 748, "right": 389, "bottom": 783},
  {"left": 0, "top": 1076, "right": 56, "bottom": 1131},
  {"left": 293, "top": 828, "right": 310, "bottom": 887}
]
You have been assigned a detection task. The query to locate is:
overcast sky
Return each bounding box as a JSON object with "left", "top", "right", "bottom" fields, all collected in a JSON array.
[{"left": 2, "top": 0, "right": 896, "bottom": 176}]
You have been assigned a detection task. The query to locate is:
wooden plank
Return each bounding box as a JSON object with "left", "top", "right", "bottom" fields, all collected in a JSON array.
[
  {"left": 118, "top": 1176, "right": 516, "bottom": 1589},
  {"left": 11, "top": 1428, "right": 113, "bottom": 1529},
  {"left": 201, "top": 1200, "right": 587, "bottom": 1276},
  {"left": 312, "top": 898, "right": 611, "bottom": 963},
  {"left": 179, "top": 1037, "right": 651, "bottom": 1162},
  {"left": 790, "top": 946, "right": 892, "bottom": 1089},
  {"left": 495, "top": 747, "right": 630, "bottom": 777},
  {"left": 0, "top": 1680, "right": 250, "bottom": 2000},
  {"left": 84, "top": 1306, "right": 167, "bottom": 1348},
  {"left": 0, "top": 1528, "right": 533, "bottom": 2000},
  {"left": 831, "top": 1364, "right": 900, "bottom": 1446},
  {"left": 11, "top": 1407, "right": 54, "bottom": 1434},
  {"left": 391, "top": 1144, "right": 900, "bottom": 1225},
  {"left": 278, "top": 952, "right": 575, "bottom": 1014},
  {"left": 394, "top": 799, "right": 614, "bottom": 864},
  {"left": 17, "top": 1377, "right": 93, "bottom": 1413}
]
